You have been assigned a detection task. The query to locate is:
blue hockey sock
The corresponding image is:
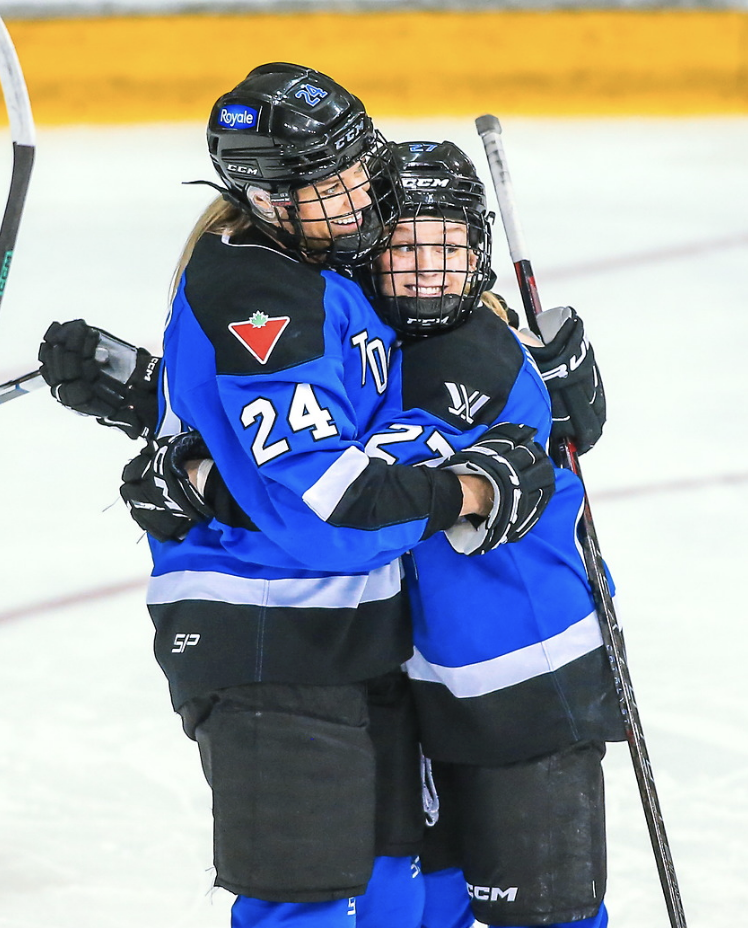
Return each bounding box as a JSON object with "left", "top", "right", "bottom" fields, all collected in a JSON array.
[
  {"left": 231, "top": 895, "right": 355, "bottom": 927},
  {"left": 355, "top": 855, "right": 425, "bottom": 928},
  {"left": 422, "top": 868, "right": 474, "bottom": 928}
]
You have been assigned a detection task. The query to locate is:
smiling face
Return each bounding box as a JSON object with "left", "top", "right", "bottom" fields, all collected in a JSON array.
[
  {"left": 289, "top": 161, "right": 373, "bottom": 252},
  {"left": 374, "top": 217, "right": 477, "bottom": 299}
]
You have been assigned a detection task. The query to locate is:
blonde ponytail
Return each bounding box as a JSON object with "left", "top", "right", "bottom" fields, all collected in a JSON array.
[{"left": 480, "top": 290, "right": 510, "bottom": 323}]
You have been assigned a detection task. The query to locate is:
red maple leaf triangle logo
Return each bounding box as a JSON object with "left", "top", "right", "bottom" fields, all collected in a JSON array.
[{"left": 228, "top": 312, "right": 291, "bottom": 364}]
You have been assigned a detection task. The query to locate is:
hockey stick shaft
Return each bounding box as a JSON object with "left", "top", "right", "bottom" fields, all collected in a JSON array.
[
  {"left": 0, "top": 367, "right": 42, "bottom": 404},
  {"left": 0, "top": 16, "right": 35, "bottom": 313},
  {"left": 476, "top": 114, "right": 687, "bottom": 928},
  {"left": 1, "top": 338, "right": 115, "bottom": 405}
]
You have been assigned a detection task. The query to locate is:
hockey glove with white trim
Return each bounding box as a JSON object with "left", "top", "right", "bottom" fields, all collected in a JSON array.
[
  {"left": 39, "top": 319, "right": 160, "bottom": 440},
  {"left": 439, "top": 422, "right": 555, "bottom": 555},
  {"left": 120, "top": 431, "right": 259, "bottom": 541},
  {"left": 527, "top": 306, "right": 606, "bottom": 455},
  {"left": 120, "top": 432, "right": 215, "bottom": 542}
]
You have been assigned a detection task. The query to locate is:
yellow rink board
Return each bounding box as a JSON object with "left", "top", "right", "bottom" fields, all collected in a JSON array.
[{"left": 4, "top": 9, "right": 748, "bottom": 123}]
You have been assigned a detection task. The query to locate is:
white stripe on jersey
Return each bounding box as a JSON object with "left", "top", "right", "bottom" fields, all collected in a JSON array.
[
  {"left": 147, "top": 559, "right": 403, "bottom": 609},
  {"left": 406, "top": 610, "right": 605, "bottom": 698},
  {"left": 156, "top": 365, "right": 185, "bottom": 440},
  {"left": 301, "top": 445, "right": 371, "bottom": 522}
]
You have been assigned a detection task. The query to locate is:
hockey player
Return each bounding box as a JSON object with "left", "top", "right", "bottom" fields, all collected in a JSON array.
[
  {"left": 38, "top": 68, "right": 557, "bottom": 928},
  {"left": 357, "top": 142, "right": 621, "bottom": 928},
  {"left": 110, "top": 141, "right": 619, "bottom": 928}
]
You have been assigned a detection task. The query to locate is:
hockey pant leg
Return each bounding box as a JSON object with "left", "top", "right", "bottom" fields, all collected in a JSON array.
[
  {"left": 355, "top": 855, "right": 425, "bottom": 928},
  {"left": 486, "top": 900, "right": 609, "bottom": 928},
  {"left": 421, "top": 868, "right": 474, "bottom": 928},
  {"left": 188, "top": 681, "right": 376, "bottom": 902},
  {"left": 427, "top": 742, "right": 607, "bottom": 926},
  {"left": 419, "top": 870, "right": 607, "bottom": 928}
]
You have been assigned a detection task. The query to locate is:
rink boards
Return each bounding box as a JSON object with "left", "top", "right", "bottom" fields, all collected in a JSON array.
[{"left": 2, "top": 9, "right": 748, "bottom": 123}]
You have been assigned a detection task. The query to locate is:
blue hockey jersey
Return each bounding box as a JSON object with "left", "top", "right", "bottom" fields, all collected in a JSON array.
[
  {"left": 363, "top": 305, "right": 625, "bottom": 765},
  {"left": 146, "top": 228, "right": 463, "bottom": 709}
]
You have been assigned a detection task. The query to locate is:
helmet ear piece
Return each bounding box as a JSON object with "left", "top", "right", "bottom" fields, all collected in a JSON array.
[{"left": 246, "top": 188, "right": 279, "bottom": 220}]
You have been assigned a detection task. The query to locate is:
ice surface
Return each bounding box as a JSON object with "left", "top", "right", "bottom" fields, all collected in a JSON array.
[{"left": 0, "top": 116, "right": 746, "bottom": 927}]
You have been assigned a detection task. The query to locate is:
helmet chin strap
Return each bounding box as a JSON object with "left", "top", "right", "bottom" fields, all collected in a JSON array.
[
  {"left": 323, "top": 208, "right": 386, "bottom": 268},
  {"left": 182, "top": 179, "right": 248, "bottom": 213},
  {"left": 375, "top": 293, "right": 466, "bottom": 338}
]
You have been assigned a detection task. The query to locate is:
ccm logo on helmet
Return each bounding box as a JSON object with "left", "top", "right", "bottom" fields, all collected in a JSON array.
[
  {"left": 466, "top": 884, "right": 518, "bottom": 903},
  {"left": 333, "top": 118, "right": 365, "bottom": 151},
  {"left": 227, "top": 163, "right": 259, "bottom": 175},
  {"left": 402, "top": 177, "right": 451, "bottom": 189},
  {"left": 219, "top": 104, "right": 260, "bottom": 130}
]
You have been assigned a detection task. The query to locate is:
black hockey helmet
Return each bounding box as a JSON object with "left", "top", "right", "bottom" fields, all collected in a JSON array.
[
  {"left": 363, "top": 140, "right": 493, "bottom": 336},
  {"left": 205, "top": 62, "right": 400, "bottom": 265}
]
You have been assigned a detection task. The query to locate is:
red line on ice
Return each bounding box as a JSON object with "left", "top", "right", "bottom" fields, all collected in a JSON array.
[
  {"left": 2, "top": 471, "right": 746, "bottom": 624},
  {"left": 0, "top": 576, "right": 146, "bottom": 625}
]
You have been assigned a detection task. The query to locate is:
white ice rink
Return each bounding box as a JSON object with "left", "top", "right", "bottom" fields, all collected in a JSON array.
[{"left": 0, "top": 115, "right": 746, "bottom": 928}]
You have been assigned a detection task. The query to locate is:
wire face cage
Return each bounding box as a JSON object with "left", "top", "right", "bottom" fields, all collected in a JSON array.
[{"left": 368, "top": 204, "right": 492, "bottom": 336}]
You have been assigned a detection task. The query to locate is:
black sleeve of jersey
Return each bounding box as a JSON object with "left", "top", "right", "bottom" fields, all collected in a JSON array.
[
  {"left": 202, "top": 457, "right": 463, "bottom": 539},
  {"left": 184, "top": 229, "right": 327, "bottom": 376},
  {"left": 327, "top": 460, "right": 463, "bottom": 538},
  {"left": 203, "top": 467, "right": 260, "bottom": 532},
  {"left": 401, "top": 307, "right": 525, "bottom": 431}
]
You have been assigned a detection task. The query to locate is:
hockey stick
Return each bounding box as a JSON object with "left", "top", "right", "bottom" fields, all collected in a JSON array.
[
  {"left": 0, "top": 367, "right": 43, "bottom": 405},
  {"left": 476, "top": 114, "right": 688, "bottom": 928},
  {"left": 0, "top": 18, "right": 37, "bottom": 405},
  {"left": 0, "top": 16, "right": 34, "bottom": 313}
]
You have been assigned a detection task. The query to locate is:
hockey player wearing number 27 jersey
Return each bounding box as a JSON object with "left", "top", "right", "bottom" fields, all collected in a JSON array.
[{"left": 370, "top": 305, "right": 625, "bottom": 771}]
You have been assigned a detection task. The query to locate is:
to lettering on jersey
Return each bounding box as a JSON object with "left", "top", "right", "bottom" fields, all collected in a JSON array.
[
  {"left": 350, "top": 330, "right": 389, "bottom": 394},
  {"left": 229, "top": 312, "right": 290, "bottom": 364}
]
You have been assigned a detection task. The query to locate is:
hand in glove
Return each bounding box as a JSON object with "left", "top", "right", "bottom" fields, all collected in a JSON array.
[
  {"left": 120, "top": 431, "right": 258, "bottom": 542},
  {"left": 39, "top": 319, "right": 160, "bottom": 439},
  {"left": 439, "top": 422, "right": 555, "bottom": 555},
  {"left": 527, "top": 307, "right": 605, "bottom": 455}
]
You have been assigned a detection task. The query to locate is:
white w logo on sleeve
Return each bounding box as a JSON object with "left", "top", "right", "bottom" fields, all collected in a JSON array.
[{"left": 445, "top": 382, "right": 490, "bottom": 424}]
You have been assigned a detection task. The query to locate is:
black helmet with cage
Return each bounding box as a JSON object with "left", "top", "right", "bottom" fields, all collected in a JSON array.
[
  {"left": 363, "top": 140, "right": 493, "bottom": 336},
  {"left": 205, "top": 62, "right": 400, "bottom": 266}
]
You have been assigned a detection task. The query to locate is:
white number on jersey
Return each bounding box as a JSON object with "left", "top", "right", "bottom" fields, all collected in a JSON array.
[
  {"left": 241, "top": 384, "right": 339, "bottom": 465},
  {"left": 364, "top": 424, "right": 457, "bottom": 466},
  {"left": 241, "top": 397, "right": 291, "bottom": 465}
]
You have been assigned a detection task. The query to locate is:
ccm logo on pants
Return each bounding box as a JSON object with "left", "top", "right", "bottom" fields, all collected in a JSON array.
[{"left": 467, "top": 884, "right": 518, "bottom": 903}]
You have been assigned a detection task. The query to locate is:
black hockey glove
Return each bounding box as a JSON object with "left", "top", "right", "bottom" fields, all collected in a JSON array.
[
  {"left": 39, "top": 319, "right": 160, "bottom": 440},
  {"left": 527, "top": 307, "right": 606, "bottom": 455},
  {"left": 120, "top": 431, "right": 259, "bottom": 542},
  {"left": 120, "top": 432, "right": 215, "bottom": 542},
  {"left": 439, "top": 422, "right": 555, "bottom": 556}
]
